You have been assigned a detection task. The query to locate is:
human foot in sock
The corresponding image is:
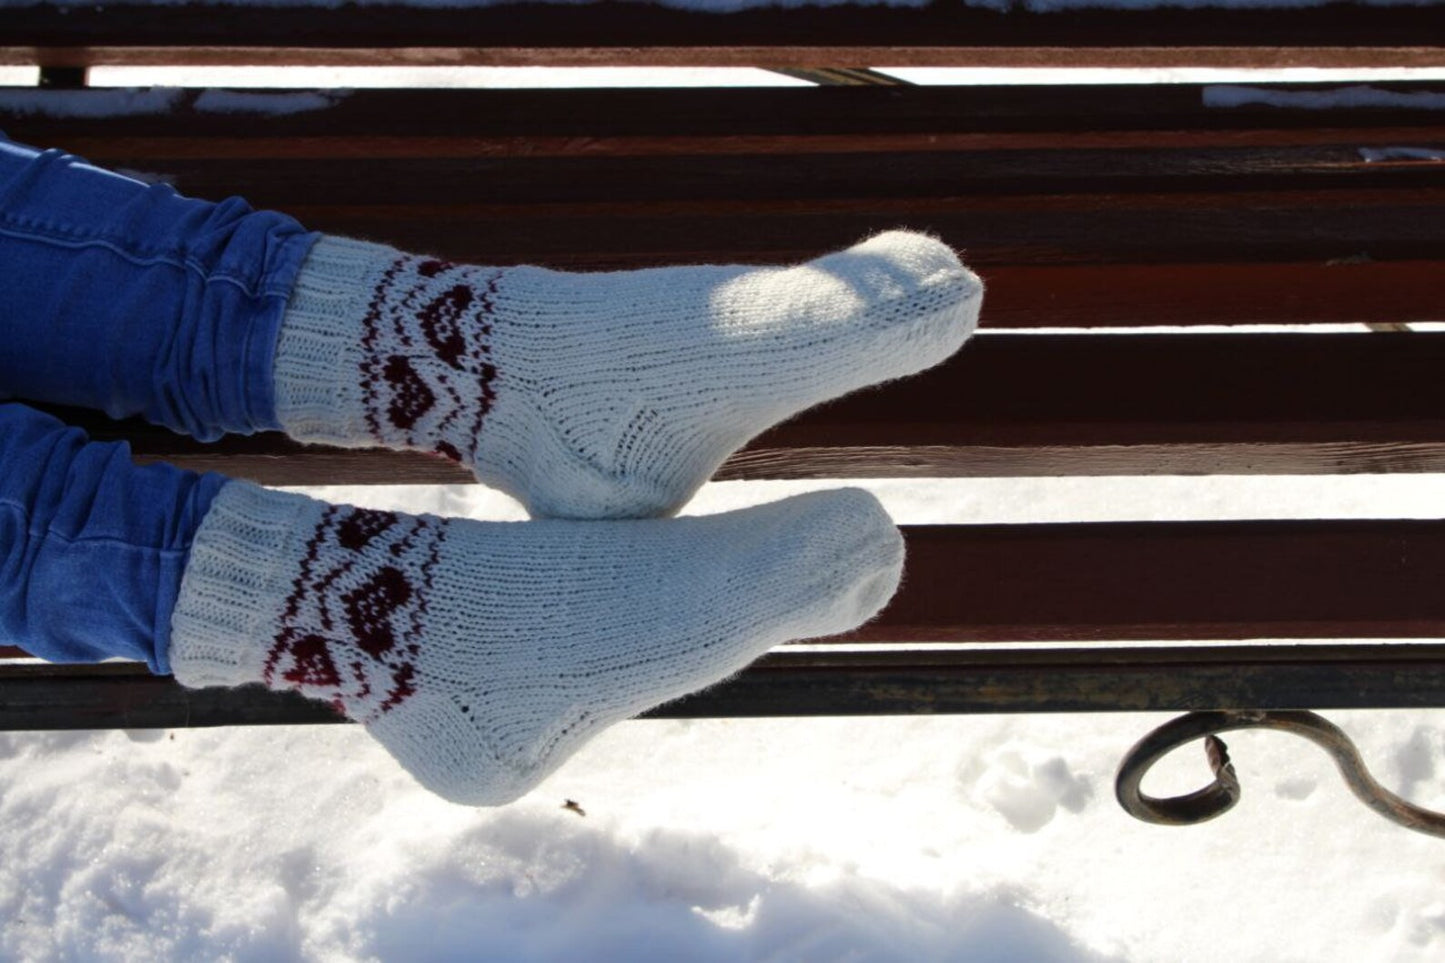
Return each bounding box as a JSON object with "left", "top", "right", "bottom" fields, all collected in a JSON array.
[
  {"left": 273, "top": 231, "right": 982, "bottom": 518},
  {"left": 169, "top": 483, "right": 904, "bottom": 805}
]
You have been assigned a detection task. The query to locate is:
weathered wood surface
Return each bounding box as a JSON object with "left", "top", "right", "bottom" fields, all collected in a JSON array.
[
  {"left": 9, "top": 517, "right": 1445, "bottom": 667},
  {"left": 861, "top": 522, "right": 1445, "bottom": 643},
  {"left": 37, "top": 333, "right": 1445, "bottom": 482},
  {"left": 3, "top": 2, "right": 1444, "bottom": 67},
  {"left": 5, "top": 85, "right": 1444, "bottom": 140},
  {"left": 18, "top": 150, "right": 1445, "bottom": 207},
  {"left": 6, "top": 644, "right": 1445, "bottom": 730},
  {"left": 229, "top": 193, "right": 1445, "bottom": 284},
  {"left": 4, "top": 85, "right": 1441, "bottom": 327}
]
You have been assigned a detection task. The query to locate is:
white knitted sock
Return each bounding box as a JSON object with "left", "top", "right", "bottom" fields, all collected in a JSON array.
[
  {"left": 274, "top": 231, "right": 982, "bottom": 518},
  {"left": 169, "top": 482, "right": 904, "bottom": 805}
]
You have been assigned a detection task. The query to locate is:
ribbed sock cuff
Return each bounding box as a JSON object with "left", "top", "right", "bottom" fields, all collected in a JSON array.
[
  {"left": 273, "top": 234, "right": 400, "bottom": 445},
  {"left": 168, "top": 480, "right": 323, "bottom": 688}
]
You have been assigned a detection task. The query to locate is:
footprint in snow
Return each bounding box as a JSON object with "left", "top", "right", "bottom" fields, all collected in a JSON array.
[{"left": 971, "top": 750, "right": 1095, "bottom": 834}]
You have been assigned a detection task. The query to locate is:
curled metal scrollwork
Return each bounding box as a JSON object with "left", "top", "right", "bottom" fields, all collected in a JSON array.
[{"left": 1115, "top": 710, "right": 1445, "bottom": 839}]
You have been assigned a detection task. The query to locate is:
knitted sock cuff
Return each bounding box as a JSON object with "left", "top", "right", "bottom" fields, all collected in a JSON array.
[
  {"left": 273, "top": 234, "right": 400, "bottom": 444},
  {"left": 168, "top": 480, "right": 323, "bottom": 688}
]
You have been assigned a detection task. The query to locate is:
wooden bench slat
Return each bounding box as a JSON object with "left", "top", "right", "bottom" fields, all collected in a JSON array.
[
  {"left": 279, "top": 193, "right": 1444, "bottom": 270},
  {"left": 5, "top": 643, "right": 1445, "bottom": 730},
  {"left": 4, "top": 3, "right": 1444, "bottom": 68},
  {"left": 25, "top": 152, "right": 1445, "bottom": 207},
  {"left": 4, "top": 87, "right": 1438, "bottom": 328},
  {"left": 8, "top": 518, "right": 1445, "bottom": 659},
  {"left": 981, "top": 261, "right": 1444, "bottom": 329},
  {"left": 8, "top": 90, "right": 1435, "bottom": 273},
  {"left": 17, "top": 48, "right": 1434, "bottom": 71},
  {"left": 52, "top": 332, "right": 1445, "bottom": 482},
  {"left": 29, "top": 128, "right": 1445, "bottom": 161},
  {"left": 6, "top": 85, "right": 1445, "bottom": 142},
  {"left": 859, "top": 522, "right": 1445, "bottom": 643}
]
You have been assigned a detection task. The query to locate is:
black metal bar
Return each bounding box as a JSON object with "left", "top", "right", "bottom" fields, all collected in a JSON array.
[{"left": 6, "top": 644, "right": 1445, "bottom": 730}]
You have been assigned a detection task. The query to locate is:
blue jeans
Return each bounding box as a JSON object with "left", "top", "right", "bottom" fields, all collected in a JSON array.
[{"left": 0, "top": 138, "right": 319, "bottom": 672}]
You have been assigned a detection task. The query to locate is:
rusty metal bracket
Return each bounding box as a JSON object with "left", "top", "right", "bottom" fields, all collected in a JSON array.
[{"left": 1116, "top": 710, "right": 1445, "bottom": 838}]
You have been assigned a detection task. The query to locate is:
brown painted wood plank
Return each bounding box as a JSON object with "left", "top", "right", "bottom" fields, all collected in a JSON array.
[
  {"left": 4, "top": 170, "right": 1435, "bottom": 269},
  {"left": 2, "top": 2, "right": 1443, "bottom": 67},
  {"left": 5, "top": 643, "right": 1445, "bottom": 729},
  {"left": 8, "top": 46, "right": 1445, "bottom": 70},
  {"left": 849, "top": 522, "right": 1445, "bottom": 644},
  {"left": 95, "top": 433, "right": 1445, "bottom": 484},
  {"left": 10, "top": 518, "right": 1445, "bottom": 725},
  {"left": 22, "top": 150, "right": 1445, "bottom": 208},
  {"left": 267, "top": 193, "right": 1445, "bottom": 269},
  {"left": 9, "top": 259, "right": 1421, "bottom": 336},
  {"left": 27, "top": 126, "right": 1445, "bottom": 161},
  {"left": 979, "top": 261, "right": 1445, "bottom": 329},
  {"left": 5, "top": 161, "right": 1436, "bottom": 319},
  {"left": 6, "top": 85, "right": 1445, "bottom": 144},
  {"left": 4, "top": 88, "right": 1438, "bottom": 321},
  {"left": 12, "top": 512, "right": 1445, "bottom": 651},
  {"left": 10, "top": 92, "right": 1438, "bottom": 267},
  {"left": 7, "top": 143, "right": 1437, "bottom": 272},
  {"left": 9, "top": 507, "right": 1445, "bottom": 653},
  {"left": 40, "top": 332, "right": 1445, "bottom": 482},
  {"left": 7, "top": 520, "right": 1445, "bottom": 648}
]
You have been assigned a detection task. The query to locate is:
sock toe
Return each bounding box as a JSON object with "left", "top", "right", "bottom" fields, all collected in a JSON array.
[
  {"left": 735, "top": 487, "right": 905, "bottom": 642},
  {"left": 823, "top": 229, "right": 985, "bottom": 375},
  {"left": 848, "top": 229, "right": 970, "bottom": 277},
  {"left": 365, "top": 492, "right": 904, "bottom": 805}
]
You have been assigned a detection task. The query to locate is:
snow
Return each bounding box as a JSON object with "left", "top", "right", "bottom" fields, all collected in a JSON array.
[
  {"left": 0, "top": 67, "right": 39, "bottom": 86},
  {"left": 6, "top": 476, "right": 1445, "bottom": 961},
  {"left": 1205, "top": 83, "right": 1445, "bottom": 109}
]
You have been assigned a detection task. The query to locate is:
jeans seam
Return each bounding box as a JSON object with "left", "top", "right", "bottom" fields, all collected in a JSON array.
[
  {"left": 0, "top": 499, "right": 193, "bottom": 556},
  {"left": 0, "top": 214, "right": 285, "bottom": 300}
]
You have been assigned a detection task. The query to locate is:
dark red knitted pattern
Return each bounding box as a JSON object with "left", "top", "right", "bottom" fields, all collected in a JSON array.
[
  {"left": 263, "top": 505, "right": 446, "bottom": 720},
  {"left": 359, "top": 256, "right": 503, "bottom": 461}
]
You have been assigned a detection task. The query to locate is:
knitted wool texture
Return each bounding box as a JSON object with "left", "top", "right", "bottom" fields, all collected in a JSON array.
[
  {"left": 273, "top": 230, "right": 982, "bottom": 519},
  {"left": 169, "top": 482, "right": 904, "bottom": 805}
]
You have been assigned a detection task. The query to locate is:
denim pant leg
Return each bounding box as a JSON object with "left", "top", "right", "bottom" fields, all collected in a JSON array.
[
  {"left": 0, "top": 139, "right": 316, "bottom": 670},
  {"left": 0, "top": 137, "right": 318, "bottom": 440},
  {"left": 0, "top": 402, "right": 227, "bottom": 673}
]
